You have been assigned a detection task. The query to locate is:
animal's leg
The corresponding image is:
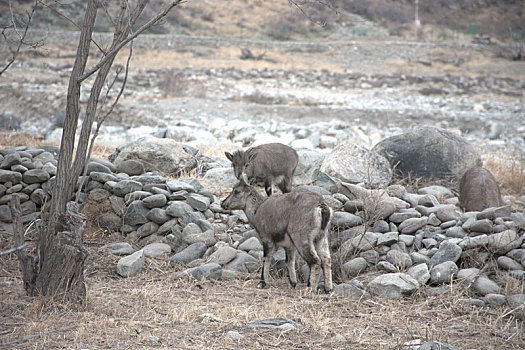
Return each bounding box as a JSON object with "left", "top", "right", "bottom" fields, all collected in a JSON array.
[
  {"left": 316, "top": 236, "right": 333, "bottom": 293},
  {"left": 258, "top": 242, "right": 276, "bottom": 288},
  {"left": 284, "top": 246, "right": 297, "bottom": 288},
  {"left": 302, "top": 248, "right": 322, "bottom": 293},
  {"left": 264, "top": 179, "right": 273, "bottom": 196},
  {"left": 278, "top": 175, "right": 293, "bottom": 194}
]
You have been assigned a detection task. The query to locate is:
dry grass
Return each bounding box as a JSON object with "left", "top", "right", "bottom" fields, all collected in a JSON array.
[
  {"left": 1, "top": 241, "right": 524, "bottom": 350},
  {"left": 483, "top": 147, "right": 525, "bottom": 201},
  {"left": 0, "top": 130, "right": 115, "bottom": 162},
  {"left": 0, "top": 131, "right": 49, "bottom": 150},
  {"left": 91, "top": 142, "right": 117, "bottom": 161},
  {"left": 130, "top": 45, "right": 343, "bottom": 73}
]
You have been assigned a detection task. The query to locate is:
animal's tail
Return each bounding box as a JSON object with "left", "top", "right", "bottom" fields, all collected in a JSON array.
[{"left": 320, "top": 203, "right": 331, "bottom": 230}]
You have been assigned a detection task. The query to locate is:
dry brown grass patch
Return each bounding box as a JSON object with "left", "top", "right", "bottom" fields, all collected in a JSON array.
[
  {"left": 0, "top": 131, "right": 50, "bottom": 150},
  {"left": 90, "top": 142, "right": 116, "bottom": 160},
  {"left": 483, "top": 148, "right": 525, "bottom": 201},
  {"left": 2, "top": 242, "right": 524, "bottom": 349}
]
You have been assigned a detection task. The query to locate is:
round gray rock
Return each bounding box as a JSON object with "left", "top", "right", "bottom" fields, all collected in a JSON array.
[
  {"left": 109, "top": 136, "right": 196, "bottom": 176},
  {"left": 430, "top": 261, "right": 458, "bottom": 285},
  {"left": 367, "top": 273, "right": 419, "bottom": 299},
  {"left": 320, "top": 141, "right": 392, "bottom": 187}
]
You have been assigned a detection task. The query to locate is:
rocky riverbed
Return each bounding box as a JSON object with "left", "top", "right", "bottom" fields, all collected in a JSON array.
[{"left": 0, "top": 32, "right": 524, "bottom": 159}]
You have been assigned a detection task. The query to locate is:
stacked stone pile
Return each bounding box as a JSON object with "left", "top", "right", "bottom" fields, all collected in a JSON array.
[
  {"left": 1, "top": 142, "right": 524, "bottom": 311},
  {"left": 0, "top": 145, "right": 58, "bottom": 226}
]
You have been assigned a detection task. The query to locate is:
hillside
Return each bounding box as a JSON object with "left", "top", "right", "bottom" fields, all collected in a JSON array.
[{"left": 2, "top": 0, "right": 524, "bottom": 42}]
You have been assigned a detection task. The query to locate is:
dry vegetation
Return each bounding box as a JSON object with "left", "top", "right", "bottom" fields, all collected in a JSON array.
[
  {"left": 1, "top": 242, "right": 524, "bottom": 349},
  {"left": 483, "top": 148, "right": 525, "bottom": 204}
]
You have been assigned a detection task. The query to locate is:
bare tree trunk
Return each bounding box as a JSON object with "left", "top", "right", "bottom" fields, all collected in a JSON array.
[
  {"left": 69, "top": 1, "right": 149, "bottom": 191},
  {"left": 49, "top": 0, "right": 98, "bottom": 219},
  {"left": 29, "top": 0, "right": 99, "bottom": 303},
  {"left": 34, "top": 203, "right": 87, "bottom": 302}
]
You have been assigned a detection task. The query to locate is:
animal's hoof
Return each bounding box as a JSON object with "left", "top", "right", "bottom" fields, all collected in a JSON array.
[
  {"left": 290, "top": 282, "right": 297, "bottom": 289},
  {"left": 257, "top": 282, "right": 267, "bottom": 289}
]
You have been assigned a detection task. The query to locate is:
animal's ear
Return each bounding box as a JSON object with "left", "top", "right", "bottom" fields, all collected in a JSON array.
[{"left": 225, "top": 152, "right": 233, "bottom": 162}]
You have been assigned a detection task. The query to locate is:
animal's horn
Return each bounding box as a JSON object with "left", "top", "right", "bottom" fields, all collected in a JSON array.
[{"left": 241, "top": 173, "right": 250, "bottom": 185}]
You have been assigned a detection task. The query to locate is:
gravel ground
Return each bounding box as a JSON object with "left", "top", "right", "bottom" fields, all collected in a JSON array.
[{"left": 1, "top": 31, "right": 524, "bottom": 156}]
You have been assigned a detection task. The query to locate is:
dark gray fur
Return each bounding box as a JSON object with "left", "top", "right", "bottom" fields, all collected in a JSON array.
[
  {"left": 459, "top": 166, "right": 503, "bottom": 212},
  {"left": 221, "top": 176, "right": 333, "bottom": 293},
  {"left": 225, "top": 143, "right": 298, "bottom": 196}
]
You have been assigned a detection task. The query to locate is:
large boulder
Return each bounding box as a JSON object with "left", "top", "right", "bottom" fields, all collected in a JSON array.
[
  {"left": 320, "top": 141, "right": 392, "bottom": 187},
  {"left": 201, "top": 167, "right": 237, "bottom": 188},
  {"left": 293, "top": 148, "right": 327, "bottom": 185},
  {"left": 109, "top": 136, "right": 196, "bottom": 176},
  {"left": 372, "top": 126, "right": 481, "bottom": 180}
]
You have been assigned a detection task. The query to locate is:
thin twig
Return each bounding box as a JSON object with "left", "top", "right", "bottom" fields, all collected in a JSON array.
[
  {"left": 0, "top": 243, "right": 27, "bottom": 256},
  {"left": 499, "top": 306, "right": 524, "bottom": 319},
  {"left": 101, "top": 42, "right": 133, "bottom": 122},
  {"left": 8, "top": 0, "right": 22, "bottom": 39},
  {"left": 79, "top": 0, "right": 185, "bottom": 82},
  {"left": 0, "top": 327, "right": 74, "bottom": 347},
  {"left": 37, "top": 0, "right": 80, "bottom": 30},
  {"left": 37, "top": 0, "right": 106, "bottom": 54},
  {"left": 0, "top": 0, "right": 41, "bottom": 76}
]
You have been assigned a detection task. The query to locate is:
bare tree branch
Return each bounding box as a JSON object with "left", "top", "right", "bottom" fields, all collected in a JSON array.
[
  {"left": 8, "top": 1, "right": 22, "bottom": 39},
  {"left": 0, "top": 327, "right": 74, "bottom": 347},
  {"left": 288, "top": 0, "right": 339, "bottom": 27},
  {"left": 75, "top": 42, "right": 133, "bottom": 203},
  {"left": 0, "top": 243, "right": 27, "bottom": 256},
  {"left": 79, "top": 0, "right": 185, "bottom": 82},
  {"left": 37, "top": 0, "right": 81, "bottom": 30},
  {"left": 37, "top": 0, "right": 106, "bottom": 54},
  {"left": 101, "top": 42, "right": 133, "bottom": 122},
  {"left": 0, "top": 0, "right": 43, "bottom": 77}
]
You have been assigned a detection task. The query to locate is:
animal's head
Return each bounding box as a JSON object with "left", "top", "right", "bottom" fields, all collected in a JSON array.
[
  {"left": 221, "top": 174, "right": 254, "bottom": 210},
  {"left": 225, "top": 150, "right": 245, "bottom": 179}
]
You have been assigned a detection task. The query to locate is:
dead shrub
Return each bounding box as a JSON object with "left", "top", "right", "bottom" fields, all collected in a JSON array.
[
  {"left": 483, "top": 148, "right": 525, "bottom": 200},
  {"left": 229, "top": 89, "right": 283, "bottom": 105},
  {"left": 0, "top": 131, "right": 47, "bottom": 149},
  {"left": 264, "top": 13, "right": 298, "bottom": 41},
  {"left": 159, "top": 69, "right": 189, "bottom": 98},
  {"left": 81, "top": 199, "right": 115, "bottom": 241}
]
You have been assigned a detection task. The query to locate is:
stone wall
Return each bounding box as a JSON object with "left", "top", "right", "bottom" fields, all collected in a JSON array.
[{"left": 1, "top": 145, "right": 524, "bottom": 310}]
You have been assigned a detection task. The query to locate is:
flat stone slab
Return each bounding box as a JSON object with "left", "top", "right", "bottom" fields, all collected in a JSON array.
[
  {"left": 107, "top": 242, "right": 134, "bottom": 256},
  {"left": 248, "top": 318, "right": 297, "bottom": 330}
]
